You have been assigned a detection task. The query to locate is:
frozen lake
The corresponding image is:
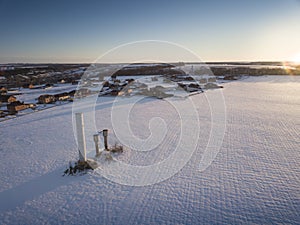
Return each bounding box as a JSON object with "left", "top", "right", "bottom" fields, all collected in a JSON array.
[{"left": 0, "top": 75, "right": 299, "bottom": 224}]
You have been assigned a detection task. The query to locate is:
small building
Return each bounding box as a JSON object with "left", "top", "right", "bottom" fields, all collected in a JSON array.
[
  {"left": 0, "top": 86, "right": 7, "bottom": 95},
  {"left": 125, "top": 78, "right": 135, "bottom": 83},
  {"left": 0, "top": 86, "right": 7, "bottom": 92},
  {"left": 54, "top": 92, "right": 71, "bottom": 101},
  {"left": 29, "top": 84, "right": 44, "bottom": 89},
  {"left": 118, "top": 89, "right": 133, "bottom": 96},
  {"left": 44, "top": 83, "right": 54, "bottom": 89},
  {"left": 22, "top": 83, "right": 31, "bottom": 88},
  {"left": 7, "top": 101, "right": 35, "bottom": 114},
  {"left": 110, "top": 90, "right": 120, "bottom": 96},
  {"left": 0, "top": 95, "right": 17, "bottom": 103},
  {"left": 0, "top": 90, "right": 7, "bottom": 95},
  {"left": 38, "top": 94, "right": 56, "bottom": 104},
  {"left": 177, "top": 83, "right": 203, "bottom": 93},
  {"left": 0, "top": 110, "right": 5, "bottom": 118},
  {"left": 103, "top": 81, "right": 110, "bottom": 87},
  {"left": 187, "top": 83, "right": 202, "bottom": 92},
  {"left": 0, "top": 66, "right": 14, "bottom": 71}
]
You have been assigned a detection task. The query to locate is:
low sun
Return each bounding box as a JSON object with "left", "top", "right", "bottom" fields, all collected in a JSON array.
[{"left": 291, "top": 53, "right": 300, "bottom": 65}]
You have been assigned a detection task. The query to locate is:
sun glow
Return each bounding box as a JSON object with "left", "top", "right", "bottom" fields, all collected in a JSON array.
[
  {"left": 282, "top": 53, "right": 300, "bottom": 75},
  {"left": 291, "top": 53, "right": 300, "bottom": 65}
]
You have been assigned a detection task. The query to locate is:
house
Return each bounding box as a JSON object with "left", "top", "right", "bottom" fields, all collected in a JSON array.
[
  {"left": 0, "top": 86, "right": 7, "bottom": 95},
  {"left": 181, "top": 75, "right": 194, "bottom": 81},
  {"left": 125, "top": 78, "right": 135, "bottom": 83},
  {"left": 29, "top": 84, "right": 44, "bottom": 89},
  {"left": 118, "top": 89, "right": 133, "bottom": 96},
  {"left": 0, "top": 110, "right": 5, "bottom": 118},
  {"left": 187, "top": 83, "right": 203, "bottom": 92},
  {"left": 0, "top": 95, "right": 17, "bottom": 103},
  {"left": 0, "top": 90, "right": 7, "bottom": 95},
  {"left": 177, "top": 83, "right": 203, "bottom": 93},
  {"left": 103, "top": 81, "right": 110, "bottom": 87},
  {"left": 177, "top": 83, "right": 186, "bottom": 89},
  {"left": 54, "top": 92, "right": 71, "bottom": 101},
  {"left": 22, "top": 83, "right": 31, "bottom": 88},
  {"left": 0, "top": 86, "right": 7, "bottom": 92},
  {"left": 44, "top": 83, "right": 54, "bottom": 89},
  {"left": 7, "top": 101, "right": 35, "bottom": 114},
  {"left": 38, "top": 94, "right": 56, "bottom": 104},
  {"left": 110, "top": 89, "right": 120, "bottom": 96}
]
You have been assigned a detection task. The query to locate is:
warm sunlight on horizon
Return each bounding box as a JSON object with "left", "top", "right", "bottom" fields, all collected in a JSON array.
[{"left": 290, "top": 53, "right": 300, "bottom": 64}]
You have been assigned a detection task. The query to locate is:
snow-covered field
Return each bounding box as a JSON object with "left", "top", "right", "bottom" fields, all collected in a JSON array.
[{"left": 0, "top": 76, "right": 299, "bottom": 224}]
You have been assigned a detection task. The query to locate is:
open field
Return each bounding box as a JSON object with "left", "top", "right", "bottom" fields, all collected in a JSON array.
[{"left": 0, "top": 75, "right": 299, "bottom": 224}]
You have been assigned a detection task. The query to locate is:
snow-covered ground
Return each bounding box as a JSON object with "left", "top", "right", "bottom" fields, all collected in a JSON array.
[{"left": 0, "top": 76, "right": 299, "bottom": 224}]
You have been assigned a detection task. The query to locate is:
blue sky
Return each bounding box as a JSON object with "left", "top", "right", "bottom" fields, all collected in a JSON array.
[{"left": 0, "top": 0, "right": 300, "bottom": 63}]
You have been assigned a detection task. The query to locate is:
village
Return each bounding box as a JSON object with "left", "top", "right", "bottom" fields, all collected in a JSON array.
[
  {"left": 0, "top": 64, "right": 85, "bottom": 119},
  {"left": 0, "top": 63, "right": 228, "bottom": 120},
  {"left": 3, "top": 60, "right": 296, "bottom": 120},
  {"left": 0, "top": 85, "right": 75, "bottom": 118}
]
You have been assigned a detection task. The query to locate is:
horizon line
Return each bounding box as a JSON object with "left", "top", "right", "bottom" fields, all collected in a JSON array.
[{"left": 0, "top": 60, "right": 296, "bottom": 65}]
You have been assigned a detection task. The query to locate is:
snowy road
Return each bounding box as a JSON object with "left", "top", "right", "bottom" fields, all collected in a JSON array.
[{"left": 0, "top": 76, "right": 299, "bottom": 224}]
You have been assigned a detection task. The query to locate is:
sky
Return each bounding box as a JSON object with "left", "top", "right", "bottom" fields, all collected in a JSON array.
[{"left": 0, "top": 0, "right": 300, "bottom": 63}]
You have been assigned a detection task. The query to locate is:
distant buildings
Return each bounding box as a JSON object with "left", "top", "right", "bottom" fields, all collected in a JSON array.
[
  {"left": 0, "top": 86, "right": 8, "bottom": 95},
  {"left": 37, "top": 91, "right": 74, "bottom": 104},
  {"left": 0, "top": 95, "right": 17, "bottom": 103},
  {"left": 54, "top": 92, "right": 71, "bottom": 101},
  {"left": 37, "top": 95, "right": 56, "bottom": 104},
  {"left": 0, "top": 66, "right": 15, "bottom": 71},
  {"left": 7, "top": 101, "right": 35, "bottom": 114}
]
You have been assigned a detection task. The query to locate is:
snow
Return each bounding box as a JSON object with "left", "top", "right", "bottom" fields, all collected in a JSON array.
[{"left": 0, "top": 76, "right": 299, "bottom": 224}]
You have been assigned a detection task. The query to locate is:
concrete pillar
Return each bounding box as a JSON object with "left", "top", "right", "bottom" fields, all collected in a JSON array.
[
  {"left": 93, "top": 134, "right": 100, "bottom": 156},
  {"left": 75, "top": 113, "right": 87, "bottom": 162}
]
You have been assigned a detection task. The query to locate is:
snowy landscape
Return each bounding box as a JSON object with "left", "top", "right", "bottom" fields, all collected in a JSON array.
[
  {"left": 2, "top": 0, "right": 300, "bottom": 223},
  {"left": 0, "top": 75, "right": 299, "bottom": 224}
]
